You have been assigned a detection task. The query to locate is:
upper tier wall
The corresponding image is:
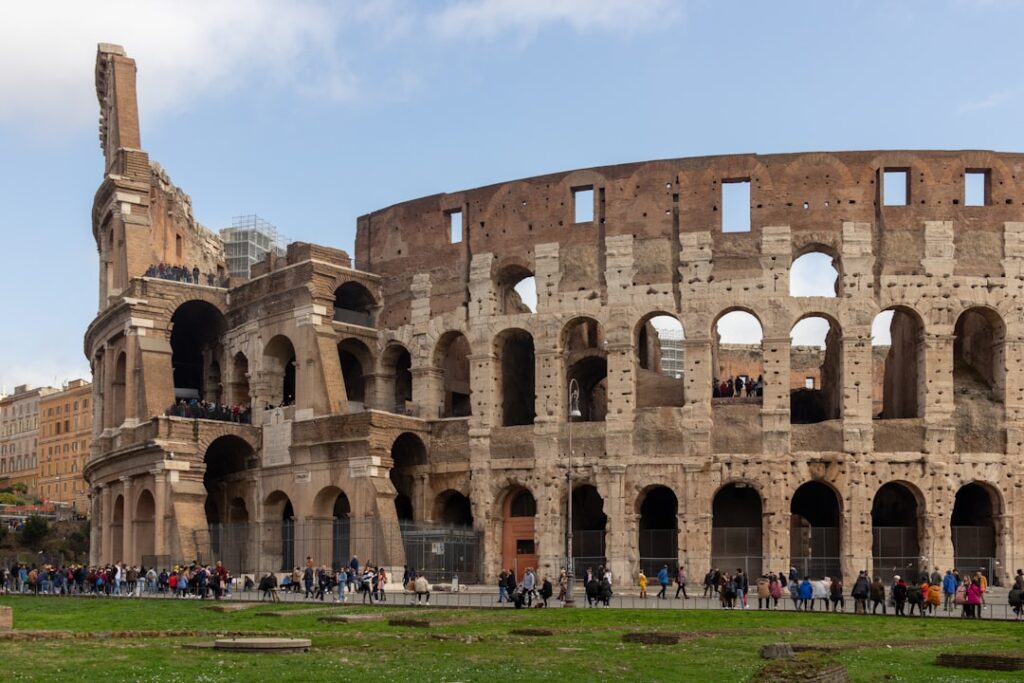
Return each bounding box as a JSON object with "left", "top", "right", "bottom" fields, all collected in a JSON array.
[{"left": 356, "top": 150, "right": 1024, "bottom": 323}]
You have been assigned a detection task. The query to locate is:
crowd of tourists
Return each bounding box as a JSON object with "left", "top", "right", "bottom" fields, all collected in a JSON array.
[
  {"left": 166, "top": 399, "right": 252, "bottom": 424},
  {"left": 0, "top": 560, "right": 235, "bottom": 599},
  {"left": 692, "top": 565, "right": 1024, "bottom": 619},
  {"left": 256, "top": 555, "right": 435, "bottom": 606},
  {"left": 144, "top": 263, "right": 228, "bottom": 288},
  {"left": 496, "top": 566, "right": 555, "bottom": 608},
  {"left": 713, "top": 375, "right": 764, "bottom": 398}
]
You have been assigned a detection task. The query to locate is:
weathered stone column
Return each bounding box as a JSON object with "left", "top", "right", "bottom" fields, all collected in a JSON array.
[
  {"left": 90, "top": 485, "right": 104, "bottom": 566},
  {"left": 844, "top": 460, "right": 871, "bottom": 580},
  {"left": 680, "top": 466, "right": 711, "bottom": 576},
  {"left": 841, "top": 329, "right": 873, "bottom": 453},
  {"left": 602, "top": 464, "right": 629, "bottom": 585},
  {"left": 153, "top": 471, "right": 167, "bottom": 558},
  {"left": 761, "top": 336, "right": 791, "bottom": 454},
  {"left": 101, "top": 484, "right": 112, "bottom": 564},
  {"left": 410, "top": 366, "right": 443, "bottom": 420},
  {"left": 121, "top": 476, "right": 134, "bottom": 563},
  {"left": 923, "top": 332, "right": 956, "bottom": 454}
]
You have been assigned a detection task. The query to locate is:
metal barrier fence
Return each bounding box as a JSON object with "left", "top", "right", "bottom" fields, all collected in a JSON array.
[{"left": 194, "top": 518, "right": 483, "bottom": 583}]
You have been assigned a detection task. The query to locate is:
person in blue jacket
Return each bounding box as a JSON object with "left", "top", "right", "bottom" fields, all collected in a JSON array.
[
  {"left": 656, "top": 565, "right": 670, "bottom": 599},
  {"left": 942, "top": 570, "right": 958, "bottom": 612},
  {"left": 798, "top": 576, "right": 814, "bottom": 611}
]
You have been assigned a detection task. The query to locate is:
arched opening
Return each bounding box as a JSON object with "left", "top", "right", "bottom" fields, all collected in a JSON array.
[
  {"left": 264, "top": 491, "right": 295, "bottom": 571},
  {"left": 872, "top": 307, "right": 924, "bottom": 419},
  {"left": 382, "top": 344, "right": 412, "bottom": 413},
  {"left": 790, "top": 250, "right": 840, "bottom": 297},
  {"left": 790, "top": 481, "right": 841, "bottom": 579},
  {"left": 713, "top": 310, "right": 763, "bottom": 400},
  {"left": 636, "top": 314, "right": 685, "bottom": 408},
  {"left": 563, "top": 317, "right": 607, "bottom": 422},
  {"left": 871, "top": 482, "right": 922, "bottom": 581},
  {"left": 501, "top": 487, "right": 537, "bottom": 580},
  {"left": 495, "top": 328, "right": 536, "bottom": 426},
  {"left": 111, "top": 494, "right": 124, "bottom": 561},
  {"left": 111, "top": 352, "right": 126, "bottom": 427},
  {"left": 954, "top": 308, "right": 1006, "bottom": 453},
  {"left": 228, "top": 497, "right": 248, "bottom": 524},
  {"left": 390, "top": 432, "right": 426, "bottom": 522},
  {"left": 134, "top": 489, "right": 155, "bottom": 562},
  {"left": 952, "top": 483, "right": 999, "bottom": 583},
  {"left": 496, "top": 265, "right": 538, "bottom": 314},
  {"left": 435, "top": 331, "right": 472, "bottom": 418},
  {"left": 790, "top": 315, "right": 842, "bottom": 424},
  {"left": 337, "top": 338, "right": 372, "bottom": 408},
  {"left": 230, "top": 352, "right": 250, "bottom": 406},
  {"left": 711, "top": 483, "right": 763, "bottom": 578},
  {"left": 638, "top": 486, "right": 678, "bottom": 577},
  {"left": 312, "top": 488, "right": 351, "bottom": 571},
  {"left": 262, "top": 335, "right": 297, "bottom": 407},
  {"left": 435, "top": 490, "right": 473, "bottom": 527},
  {"left": 333, "top": 281, "right": 376, "bottom": 327},
  {"left": 204, "top": 435, "right": 253, "bottom": 567},
  {"left": 571, "top": 484, "right": 607, "bottom": 578},
  {"left": 170, "top": 301, "right": 226, "bottom": 402}
]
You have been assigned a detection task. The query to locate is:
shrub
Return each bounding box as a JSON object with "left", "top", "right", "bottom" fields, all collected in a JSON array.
[{"left": 20, "top": 514, "right": 50, "bottom": 546}]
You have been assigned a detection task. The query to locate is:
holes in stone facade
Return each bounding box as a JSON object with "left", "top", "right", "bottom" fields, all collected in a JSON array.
[{"left": 722, "top": 179, "right": 751, "bottom": 233}]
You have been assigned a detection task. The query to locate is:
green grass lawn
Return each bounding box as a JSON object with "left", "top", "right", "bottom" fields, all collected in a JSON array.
[{"left": 1, "top": 596, "right": 1022, "bottom": 682}]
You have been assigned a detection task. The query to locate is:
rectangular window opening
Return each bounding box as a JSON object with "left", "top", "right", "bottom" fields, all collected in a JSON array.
[
  {"left": 447, "top": 209, "right": 463, "bottom": 244},
  {"left": 965, "top": 169, "right": 989, "bottom": 206},
  {"left": 722, "top": 179, "right": 751, "bottom": 233},
  {"left": 805, "top": 377, "right": 815, "bottom": 389},
  {"left": 573, "top": 186, "right": 594, "bottom": 224},
  {"left": 175, "top": 234, "right": 183, "bottom": 258},
  {"left": 883, "top": 169, "right": 909, "bottom": 206},
  {"left": 516, "top": 539, "right": 536, "bottom": 555}
]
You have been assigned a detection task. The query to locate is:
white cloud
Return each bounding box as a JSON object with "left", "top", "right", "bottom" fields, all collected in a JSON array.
[
  {"left": 430, "top": 0, "right": 681, "bottom": 39},
  {"left": 0, "top": 0, "right": 360, "bottom": 130}
]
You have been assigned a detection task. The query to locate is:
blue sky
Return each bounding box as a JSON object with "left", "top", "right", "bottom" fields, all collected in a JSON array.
[{"left": 0, "top": 0, "right": 1021, "bottom": 390}]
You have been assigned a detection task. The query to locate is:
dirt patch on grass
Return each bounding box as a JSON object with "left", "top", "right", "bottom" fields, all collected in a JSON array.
[
  {"left": 622, "top": 632, "right": 680, "bottom": 645},
  {"left": 509, "top": 628, "right": 554, "bottom": 637}
]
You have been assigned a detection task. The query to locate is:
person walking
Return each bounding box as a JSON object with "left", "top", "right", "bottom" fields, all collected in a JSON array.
[
  {"left": 798, "top": 576, "right": 813, "bottom": 611},
  {"left": 769, "top": 574, "right": 782, "bottom": 609},
  {"left": 851, "top": 571, "right": 870, "bottom": 615},
  {"left": 892, "top": 575, "right": 907, "bottom": 615},
  {"left": 656, "top": 564, "right": 670, "bottom": 600},
  {"left": 498, "top": 569, "right": 509, "bottom": 604},
  {"left": 967, "top": 578, "right": 982, "bottom": 619},
  {"left": 539, "top": 576, "right": 553, "bottom": 608},
  {"left": 870, "top": 576, "right": 886, "bottom": 615},
  {"left": 638, "top": 569, "right": 648, "bottom": 599},
  {"left": 756, "top": 575, "right": 770, "bottom": 610},
  {"left": 829, "top": 575, "right": 844, "bottom": 613},
  {"left": 675, "top": 565, "right": 688, "bottom": 599}
]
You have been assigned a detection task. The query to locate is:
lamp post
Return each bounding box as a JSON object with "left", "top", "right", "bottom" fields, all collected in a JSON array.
[{"left": 565, "top": 378, "right": 582, "bottom": 607}]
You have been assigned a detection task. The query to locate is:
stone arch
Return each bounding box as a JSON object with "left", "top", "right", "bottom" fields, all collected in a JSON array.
[
  {"left": 562, "top": 317, "right": 607, "bottom": 422},
  {"left": 434, "top": 331, "right": 472, "bottom": 418},
  {"left": 790, "top": 250, "right": 840, "bottom": 298},
  {"left": 434, "top": 489, "right": 473, "bottom": 527},
  {"left": 871, "top": 481, "right": 925, "bottom": 581},
  {"left": 229, "top": 352, "right": 251, "bottom": 406},
  {"left": 263, "top": 335, "right": 297, "bottom": 407},
  {"left": 954, "top": 306, "right": 1006, "bottom": 453},
  {"left": 494, "top": 327, "right": 536, "bottom": 426},
  {"left": 872, "top": 305, "right": 925, "bottom": 419},
  {"left": 634, "top": 311, "right": 685, "bottom": 408},
  {"left": 636, "top": 485, "right": 678, "bottom": 576},
  {"left": 711, "top": 482, "right": 764, "bottom": 578},
  {"left": 337, "top": 337, "right": 373, "bottom": 407},
  {"left": 499, "top": 485, "right": 537, "bottom": 579},
  {"left": 790, "top": 480, "right": 842, "bottom": 579},
  {"left": 333, "top": 281, "right": 376, "bottom": 327},
  {"left": 790, "top": 313, "right": 843, "bottom": 423},
  {"left": 381, "top": 342, "right": 413, "bottom": 412},
  {"left": 133, "top": 488, "right": 155, "bottom": 562},
  {"left": 111, "top": 352, "right": 127, "bottom": 427},
  {"left": 111, "top": 494, "right": 125, "bottom": 561},
  {"left": 712, "top": 308, "right": 764, "bottom": 399},
  {"left": 390, "top": 432, "right": 426, "bottom": 522},
  {"left": 264, "top": 490, "right": 295, "bottom": 571},
  {"left": 314, "top": 485, "right": 351, "bottom": 570},
  {"left": 571, "top": 483, "right": 607, "bottom": 578},
  {"left": 496, "top": 263, "right": 537, "bottom": 314},
  {"left": 170, "top": 300, "right": 227, "bottom": 402},
  {"left": 951, "top": 481, "right": 1003, "bottom": 583}
]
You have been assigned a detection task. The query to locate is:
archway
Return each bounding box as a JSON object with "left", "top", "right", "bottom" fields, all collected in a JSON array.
[
  {"left": 790, "top": 481, "right": 841, "bottom": 578},
  {"left": 170, "top": 301, "right": 226, "bottom": 402},
  {"left": 263, "top": 335, "right": 297, "bottom": 407},
  {"left": 872, "top": 307, "right": 924, "bottom": 419},
  {"left": 311, "top": 488, "right": 352, "bottom": 570},
  {"left": 952, "top": 483, "right": 999, "bottom": 583},
  {"left": 871, "top": 482, "right": 922, "bottom": 581},
  {"left": 333, "top": 281, "right": 376, "bottom": 326},
  {"left": 496, "top": 265, "right": 537, "bottom": 314},
  {"left": 382, "top": 344, "right": 412, "bottom": 413},
  {"left": 435, "top": 490, "right": 473, "bottom": 527},
  {"left": 563, "top": 317, "right": 607, "bottom": 422},
  {"left": 204, "top": 435, "right": 253, "bottom": 568},
  {"left": 435, "top": 332, "right": 472, "bottom": 418},
  {"left": 264, "top": 491, "right": 295, "bottom": 571},
  {"left": 230, "top": 352, "right": 250, "bottom": 406},
  {"left": 954, "top": 308, "right": 1006, "bottom": 452},
  {"left": 571, "top": 484, "right": 607, "bottom": 578},
  {"left": 134, "top": 489, "right": 155, "bottom": 563},
  {"left": 111, "top": 352, "right": 126, "bottom": 426},
  {"left": 635, "top": 314, "right": 685, "bottom": 408},
  {"left": 495, "top": 328, "right": 536, "bottom": 426},
  {"left": 711, "top": 484, "right": 763, "bottom": 578},
  {"left": 337, "top": 338, "right": 372, "bottom": 407},
  {"left": 111, "top": 494, "right": 124, "bottom": 562},
  {"left": 390, "top": 433, "right": 426, "bottom": 522},
  {"left": 638, "top": 486, "right": 678, "bottom": 577},
  {"left": 790, "top": 315, "right": 842, "bottom": 424},
  {"left": 501, "top": 487, "right": 537, "bottom": 580},
  {"left": 713, "top": 310, "right": 763, "bottom": 399},
  {"left": 790, "top": 250, "right": 840, "bottom": 297}
]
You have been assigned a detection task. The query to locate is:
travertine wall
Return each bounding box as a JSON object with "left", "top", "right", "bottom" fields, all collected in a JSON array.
[{"left": 85, "top": 45, "right": 1023, "bottom": 586}]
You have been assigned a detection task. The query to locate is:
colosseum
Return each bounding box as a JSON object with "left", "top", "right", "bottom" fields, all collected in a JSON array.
[{"left": 85, "top": 44, "right": 1023, "bottom": 587}]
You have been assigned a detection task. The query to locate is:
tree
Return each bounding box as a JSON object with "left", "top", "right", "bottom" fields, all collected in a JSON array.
[{"left": 20, "top": 514, "right": 49, "bottom": 546}]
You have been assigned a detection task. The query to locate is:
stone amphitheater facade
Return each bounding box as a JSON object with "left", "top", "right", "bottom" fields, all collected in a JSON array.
[{"left": 85, "top": 45, "right": 1023, "bottom": 585}]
